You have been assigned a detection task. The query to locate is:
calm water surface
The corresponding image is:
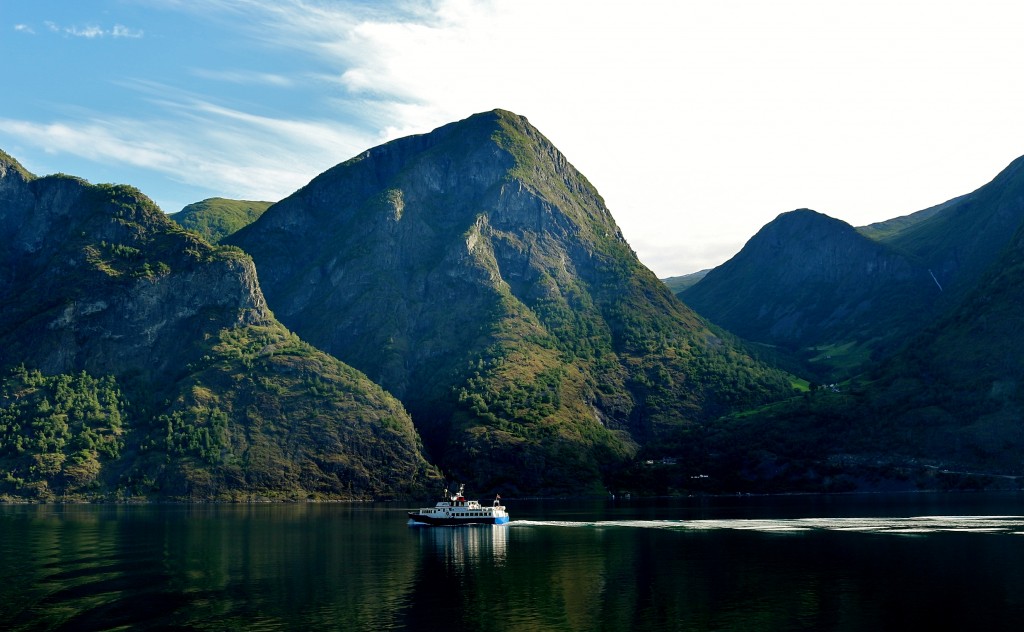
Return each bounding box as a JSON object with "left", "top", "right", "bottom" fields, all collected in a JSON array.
[{"left": 3, "top": 493, "right": 1024, "bottom": 630}]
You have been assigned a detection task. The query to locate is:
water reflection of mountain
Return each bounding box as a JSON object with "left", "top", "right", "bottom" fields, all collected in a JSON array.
[
  {"left": 415, "top": 525, "right": 508, "bottom": 568},
  {"left": 1, "top": 504, "right": 423, "bottom": 630}
]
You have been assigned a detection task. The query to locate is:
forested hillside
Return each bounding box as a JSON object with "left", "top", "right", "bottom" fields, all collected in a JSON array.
[
  {"left": 0, "top": 150, "right": 437, "bottom": 501},
  {"left": 229, "top": 110, "right": 796, "bottom": 494}
]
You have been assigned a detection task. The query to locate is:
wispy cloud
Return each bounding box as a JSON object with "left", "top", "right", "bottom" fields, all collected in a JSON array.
[
  {"left": 158, "top": 1, "right": 527, "bottom": 141},
  {"left": 4, "top": 1, "right": 623, "bottom": 215},
  {"left": 39, "top": 21, "right": 144, "bottom": 39},
  {"left": 14, "top": 24, "right": 35, "bottom": 34},
  {"left": 0, "top": 87, "right": 377, "bottom": 205},
  {"left": 67, "top": 25, "right": 106, "bottom": 38},
  {"left": 189, "top": 68, "right": 294, "bottom": 87},
  {"left": 111, "top": 24, "right": 144, "bottom": 39},
  {"left": 0, "top": 118, "right": 179, "bottom": 172}
]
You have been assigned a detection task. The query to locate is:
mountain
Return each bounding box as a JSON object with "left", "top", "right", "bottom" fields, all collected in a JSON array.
[
  {"left": 662, "top": 269, "right": 709, "bottom": 293},
  {"left": 697, "top": 217, "right": 1024, "bottom": 492},
  {"left": 872, "top": 156, "right": 1024, "bottom": 298},
  {"left": 229, "top": 109, "right": 795, "bottom": 494},
  {"left": 680, "top": 156, "right": 1024, "bottom": 380},
  {"left": 0, "top": 150, "right": 437, "bottom": 501},
  {"left": 855, "top": 198, "right": 952, "bottom": 241},
  {"left": 680, "top": 209, "right": 938, "bottom": 379},
  {"left": 667, "top": 156, "right": 1024, "bottom": 492},
  {"left": 863, "top": 212, "right": 1024, "bottom": 471},
  {"left": 170, "top": 197, "right": 273, "bottom": 244}
]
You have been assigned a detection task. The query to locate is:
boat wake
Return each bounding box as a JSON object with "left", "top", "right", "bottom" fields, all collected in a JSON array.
[{"left": 508, "top": 516, "right": 1024, "bottom": 535}]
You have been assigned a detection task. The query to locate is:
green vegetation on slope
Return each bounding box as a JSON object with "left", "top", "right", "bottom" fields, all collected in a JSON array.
[
  {"left": 129, "top": 323, "right": 438, "bottom": 501},
  {"left": 0, "top": 161, "right": 438, "bottom": 501},
  {"left": 684, "top": 222, "right": 1024, "bottom": 493},
  {"left": 229, "top": 110, "right": 797, "bottom": 494},
  {"left": 663, "top": 270, "right": 709, "bottom": 294},
  {"left": 171, "top": 197, "right": 273, "bottom": 244},
  {"left": 0, "top": 149, "right": 35, "bottom": 180},
  {"left": 0, "top": 367, "right": 127, "bottom": 499},
  {"left": 856, "top": 202, "right": 947, "bottom": 241},
  {"left": 0, "top": 323, "right": 439, "bottom": 502}
]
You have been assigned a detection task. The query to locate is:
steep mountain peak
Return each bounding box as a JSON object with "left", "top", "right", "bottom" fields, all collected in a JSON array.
[
  {"left": 0, "top": 148, "right": 36, "bottom": 213},
  {"left": 725, "top": 209, "right": 893, "bottom": 281},
  {"left": 230, "top": 110, "right": 793, "bottom": 493},
  {"left": 776, "top": 207, "right": 835, "bottom": 221},
  {"left": 252, "top": 109, "right": 622, "bottom": 246},
  {"left": 0, "top": 148, "right": 34, "bottom": 181}
]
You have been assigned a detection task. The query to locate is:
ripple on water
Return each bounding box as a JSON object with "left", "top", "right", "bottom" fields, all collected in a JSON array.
[{"left": 509, "top": 515, "right": 1024, "bottom": 535}]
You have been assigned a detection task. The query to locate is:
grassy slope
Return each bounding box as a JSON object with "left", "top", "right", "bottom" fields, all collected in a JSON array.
[{"left": 170, "top": 197, "right": 273, "bottom": 243}]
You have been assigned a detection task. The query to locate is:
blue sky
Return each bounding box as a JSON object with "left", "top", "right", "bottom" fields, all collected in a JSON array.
[{"left": 3, "top": 1, "right": 1024, "bottom": 277}]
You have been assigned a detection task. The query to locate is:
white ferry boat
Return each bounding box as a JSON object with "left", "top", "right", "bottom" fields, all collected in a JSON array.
[{"left": 407, "top": 484, "right": 510, "bottom": 526}]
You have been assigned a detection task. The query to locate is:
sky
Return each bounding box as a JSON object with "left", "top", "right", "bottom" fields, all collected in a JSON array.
[{"left": 3, "top": 1, "right": 1024, "bottom": 278}]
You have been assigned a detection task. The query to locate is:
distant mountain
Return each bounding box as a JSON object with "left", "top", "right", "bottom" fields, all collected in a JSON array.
[
  {"left": 229, "top": 109, "right": 795, "bottom": 494},
  {"left": 662, "top": 269, "right": 709, "bottom": 293},
  {"left": 697, "top": 216, "right": 1024, "bottom": 492},
  {"left": 680, "top": 156, "right": 1024, "bottom": 380},
  {"left": 855, "top": 197, "right": 953, "bottom": 241},
  {"left": 170, "top": 197, "right": 273, "bottom": 243},
  {"left": 680, "top": 209, "right": 938, "bottom": 379},
  {"left": 873, "top": 156, "right": 1024, "bottom": 298},
  {"left": 0, "top": 150, "right": 436, "bottom": 501},
  {"left": 661, "top": 155, "right": 1024, "bottom": 492}
]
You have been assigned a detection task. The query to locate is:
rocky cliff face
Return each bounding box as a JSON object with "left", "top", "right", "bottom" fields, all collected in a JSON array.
[
  {"left": 0, "top": 151, "right": 437, "bottom": 501},
  {"left": 230, "top": 109, "right": 793, "bottom": 493},
  {"left": 0, "top": 170, "right": 271, "bottom": 382}
]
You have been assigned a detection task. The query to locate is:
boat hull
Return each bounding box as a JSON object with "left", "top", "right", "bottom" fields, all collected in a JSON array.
[{"left": 407, "top": 512, "right": 510, "bottom": 526}]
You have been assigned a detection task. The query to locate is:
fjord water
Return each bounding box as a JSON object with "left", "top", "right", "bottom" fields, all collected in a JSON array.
[{"left": 3, "top": 494, "right": 1024, "bottom": 631}]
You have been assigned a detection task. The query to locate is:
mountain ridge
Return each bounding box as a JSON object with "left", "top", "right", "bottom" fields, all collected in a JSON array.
[
  {"left": 679, "top": 154, "right": 1024, "bottom": 380},
  {"left": 667, "top": 153, "right": 1024, "bottom": 491},
  {"left": 679, "top": 208, "right": 938, "bottom": 378},
  {"left": 230, "top": 109, "right": 795, "bottom": 493},
  {"left": 0, "top": 157, "right": 438, "bottom": 501},
  {"left": 698, "top": 212, "right": 1024, "bottom": 492},
  {"left": 10, "top": 107, "right": 1018, "bottom": 498}
]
